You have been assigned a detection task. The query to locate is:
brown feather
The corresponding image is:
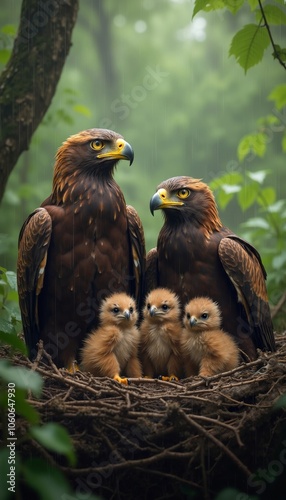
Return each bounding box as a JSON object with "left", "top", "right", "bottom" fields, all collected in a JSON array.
[
  {"left": 17, "top": 129, "right": 145, "bottom": 369},
  {"left": 140, "top": 288, "right": 184, "bottom": 379},
  {"left": 147, "top": 176, "right": 275, "bottom": 360},
  {"left": 182, "top": 297, "right": 240, "bottom": 377},
  {"left": 80, "top": 293, "right": 142, "bottom": 379}
]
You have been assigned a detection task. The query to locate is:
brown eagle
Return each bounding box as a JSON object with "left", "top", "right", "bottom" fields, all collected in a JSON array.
[
  {"left": 146, "top": 176, "right": 275, "bottom": 360},
  {"left": 17, "top": 128, "right": 145, "bottom": 370}
]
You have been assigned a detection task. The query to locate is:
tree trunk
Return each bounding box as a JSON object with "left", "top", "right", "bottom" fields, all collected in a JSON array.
[{"left": 0, "top": 0, "right": 79, "bottom": 203}]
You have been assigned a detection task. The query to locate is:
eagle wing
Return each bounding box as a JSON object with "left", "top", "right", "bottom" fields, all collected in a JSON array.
[
  {"left": 218, "top": 235, "right": 275, "bottom": 352},
  {"left": 17, "top": 208, "right": 52, "bottom": 358},
  {"left": 126, "top": 205, "right": 146, "bottom": 308},
  {"left": 144, "top": 247, "right": 158, "bottom": 295}
]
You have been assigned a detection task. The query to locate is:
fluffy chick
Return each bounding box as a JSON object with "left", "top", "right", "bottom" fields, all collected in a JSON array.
[
  {"left": 140, "top": 288, "right": 183, "bottom": 380},
  {"left": 182, "top": 297, "right": 240, "bottom": 377},
  {"left": 81, "top": 293, "right": 142, "bottom": 384}
]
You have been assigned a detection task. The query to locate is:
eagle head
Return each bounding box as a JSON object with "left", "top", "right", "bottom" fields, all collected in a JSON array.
[{"left": 149, "top": 176, "right": 222, "bottom": 234}]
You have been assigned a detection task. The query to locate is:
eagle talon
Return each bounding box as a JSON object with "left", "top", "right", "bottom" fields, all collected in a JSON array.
[
  {"left": 113, "top": 375, "right": 129, "bottom": 385},
  {"left": 66, "top": 360, "right": 80, "bottom": 374}
]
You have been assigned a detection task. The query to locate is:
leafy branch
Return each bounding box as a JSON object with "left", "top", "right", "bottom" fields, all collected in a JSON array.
[
  {"left": 258, "top": 0, "right": 286, "bottom": 70},
  {"left": 193, "top": 0, "right": 286, "bottom": 73}
]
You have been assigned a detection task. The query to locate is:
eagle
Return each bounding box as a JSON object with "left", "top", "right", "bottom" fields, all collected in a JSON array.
[
  {"left": 81, "top": 293, "right": 142, "bottom": 384},
  {"left": 182, "top": 296, "right": 240, "bottom": 377},
  {"left": 17, "top": 128, "right": 145, "bottom": 371},
  {"left": 140, "top": 288, "right": 183, "bottom": 380},
  {"left": 146, "top": 176, "right": 275, "bottom": 361}
]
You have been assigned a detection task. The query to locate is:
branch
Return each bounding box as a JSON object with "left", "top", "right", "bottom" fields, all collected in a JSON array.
[
  {"left": 0, "top": 0, "right": 79, "bottom": 203},
  {"left": 258, "top": 0, "right": 286, "bottom": 71}
]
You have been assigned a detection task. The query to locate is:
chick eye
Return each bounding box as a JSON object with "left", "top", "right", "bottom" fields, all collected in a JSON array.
[
  {"left": 201, "top": 313, "right": 208, "bottom": 320},
  {"left": 186, "top": 312, "right": 191, "bottom": 320},
  {"left": 177, "top": 188, "right": 190, "bottom": 199},
  {"left": 129, "top": 307, "right": 134, "bottom": 314},
  {"left": 147, "top": 303, "right": 151, "bottom": 310},
  {"left": 162, "top": 304, "right": 169, "bottom": 311},
  {"left": 112, "top": 307, "right": 120, "bottom": 314},
  {"left": 90, "top": 140, "right": 104, "bottom": 150}
]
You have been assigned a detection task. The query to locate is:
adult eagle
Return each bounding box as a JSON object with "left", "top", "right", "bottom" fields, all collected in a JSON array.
[
  {"left": 17, "top": 128, "right": 145, "bottom": 370},
  {"left": 147, "top": 176, "right": 275, "bottom": 360}
]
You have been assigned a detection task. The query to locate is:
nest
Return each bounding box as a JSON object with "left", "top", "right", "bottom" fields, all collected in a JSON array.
[{"left": 5, "top": 334, "right": 286, "bottom": 500}]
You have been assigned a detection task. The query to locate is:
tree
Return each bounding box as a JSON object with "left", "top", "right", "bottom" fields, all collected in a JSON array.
[{"left": 0, "top": 0, "right": 79, "bottom": 203}]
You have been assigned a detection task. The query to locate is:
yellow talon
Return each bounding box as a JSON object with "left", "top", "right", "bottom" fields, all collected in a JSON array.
[
  {"left": 159, "top": 375, "right": 179, "bottom": 382},
  {"left": 113, "top": 375, "right": 129, "bottom": 385},
  {"left": 66, "top": 360, "right": 80, "bottom": 374}
]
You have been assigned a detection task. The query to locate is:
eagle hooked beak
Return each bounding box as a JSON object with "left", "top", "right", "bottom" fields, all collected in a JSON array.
[
  {"left": 150, "top": 188, "right": 184, "bottom": 215},
  {"left": 97, "top": 138, "right": 134, "bottom": 165}
]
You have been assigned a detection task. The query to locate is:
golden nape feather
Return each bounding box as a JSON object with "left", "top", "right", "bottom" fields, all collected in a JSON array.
[
  {"left": 181, "top": 297, "right": 240, "bottom": 378},
  {"left": 81, "top": 293, "right": 142, "bottom": 384},
  {"left": 139, "top": 288, "right": 184, "bottom": 380}
]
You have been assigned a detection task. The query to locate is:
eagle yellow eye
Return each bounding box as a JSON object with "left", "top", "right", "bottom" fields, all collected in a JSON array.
[
  {"left": 177, "top": 188, "right": 190, "bottom": 199},
  {"left": 90, "top": 140, "right": 104, "bottom": 150}
]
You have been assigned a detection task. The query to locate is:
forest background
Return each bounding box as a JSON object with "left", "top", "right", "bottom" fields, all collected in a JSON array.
[{"left": 0, "top": 0, "right": 286, "bottom": 330}]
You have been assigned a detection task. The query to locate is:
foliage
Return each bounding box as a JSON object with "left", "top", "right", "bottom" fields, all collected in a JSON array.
[
  {"left": 1, "top": 0, "right": 285, "bottom": 272},
  {"left": 193, "top": 0, "right": 286, "bottom": 72},
  {"left": 0, "top": 268, "right": 99, "bottom": 499},
  {"left": 210, "top": 169, "right": 286, "bottom": 327}
]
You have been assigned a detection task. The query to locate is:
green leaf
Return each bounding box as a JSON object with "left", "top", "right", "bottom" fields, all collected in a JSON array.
[
  {"left": 73, "top": 104, "right": 92, "bottom": 117},
  {"left": 0, "top": 360, "right": 43, "bottom": 396},
  {"left": 30, "top": 423, "right": 76, "bottom": 466},
  {"left": 242, "top": 217, "right": 270, "bottom": 229},
  {"left": 209, "top": 172, "right": 243, "bottom": 191},
  {"left": 268, "top": 84, "right": 286, "bottom": 110},
  {"left": 267, "top": 200, "right": 285, "bottom": 213},
  {"left": 1, "top": 24, "right": 17, "bottom": 36},
  {"left": 221, "top": 184, "right": 241, "bottom": 194},
  {"left": 0, "top": 331, "right": 27, "bottom": 355},
  {"left": 217, "top": 190, "right": 234, "bottom": 209},
  {"left": 0, "top": 318, "right": 15, "bottom": 334},
  {"left": 256, "top": 5, "right": 286, "bottom": 25},
  {"left": 238, "top": 133, "right": 267, "bottom": 161},
  {"left": 257, "top": 187, "right": 276, "bottom": 207},
  {"left": 247, "top": 170, "right": 270, "bottom": 183},
  {"left": 272, "top": 44, "right": 286, "bottom": 62},
  {"left": 192, "top": 0, "right": 224, "bottom": 18},
  {"left": 0, "top": 49, "right": 11, "bottom": 64},
  {"left": 215, "top": 487, "right": 258, "bottom": 500},
  {"left": 272, "top": 252, "right": 286, "bottom": 270},
  {"left": 229, "top": 24, "right": 270, "bottom": 72},
  {"left": 273, "top": 393, "right": 286, "bottom": 410},
  {"left": 22, "top": 459, "right": 73, "bottom": 500},
  {"left": 238, "top": 183, "right": 259, "bottom": 211},
  {"left": 247, "top": 0, "right": 259, "bottom": 11},
  {"left": 5, "top": 271, "right": 17, "bottom": 291},
  {"left": 224, "top": 0, "right": 244, "bottom": 14}
]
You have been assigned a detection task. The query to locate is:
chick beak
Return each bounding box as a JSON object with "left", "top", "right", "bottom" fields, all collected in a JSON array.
[
  {"left": 150, "top": 306, "right": 157, "bottom": 317},
  {"left": 190, "top": 316, "right": 197, "bottom": 327},
  {"left": 124, "top": 310, "right": 131, "bottom": 320}
]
